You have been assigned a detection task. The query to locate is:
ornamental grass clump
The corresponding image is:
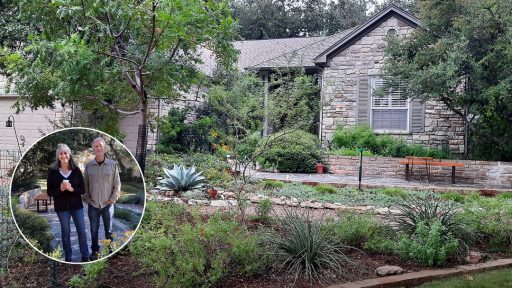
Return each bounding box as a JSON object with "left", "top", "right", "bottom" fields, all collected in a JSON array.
[
  {"left": 156, "top": 164, "right": 205, "bottom": 192},
  {"left": 394, "top": 195, "right": 476, "bottom": 263},
  {"left": 268, "top": 207, "right": 361, "bottom": 283}
]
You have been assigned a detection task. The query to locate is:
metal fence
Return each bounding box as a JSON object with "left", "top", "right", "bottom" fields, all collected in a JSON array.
[
  {"left": 0, "top": 150, "right": 21, "bottom": 178},
  {"left": 0, "top": 150, "right": 20, "bottom": 275}
]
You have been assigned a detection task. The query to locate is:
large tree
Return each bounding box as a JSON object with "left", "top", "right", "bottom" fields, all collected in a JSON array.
[
  {"left": 383, "top": 0, "right": 512, "bottom": 160},
  {"left": 230, "top": 0, "right": 371, "bottom": 39},
  {"left": 1, "top": 0, "right": 238, "bottom": 168}
]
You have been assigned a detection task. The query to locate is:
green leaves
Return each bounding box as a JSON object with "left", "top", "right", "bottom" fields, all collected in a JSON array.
[
  {"left": 383, "top": 0, "right": 512, "bottom": 160},
  {"left": 2, "top": 0, "right": 238, "bottom": 136}
]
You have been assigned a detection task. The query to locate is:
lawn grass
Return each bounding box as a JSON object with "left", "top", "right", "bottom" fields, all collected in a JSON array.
[{"left": 419, "top": 268, "right": 512, "bottom": 288}]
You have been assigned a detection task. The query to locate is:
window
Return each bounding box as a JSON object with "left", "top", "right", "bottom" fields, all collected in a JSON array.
[
  {"left": 387, "top": 28, "right": 397, "bottom": 37},
  {"left": 370, "top": 78, "right": 409, "bottom": 132}
]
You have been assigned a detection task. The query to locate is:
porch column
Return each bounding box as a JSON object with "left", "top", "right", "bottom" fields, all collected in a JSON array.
[{"left": 261, "top": 71, "right": 270, "bottom": 137}]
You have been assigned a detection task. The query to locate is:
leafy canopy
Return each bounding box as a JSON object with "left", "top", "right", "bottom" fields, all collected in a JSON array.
[
  {"left": 383, "top": 0, "right": 512, "bottom": 160},
  {"left": 1, "top": 0, "right": 238, "bottom": 135}
]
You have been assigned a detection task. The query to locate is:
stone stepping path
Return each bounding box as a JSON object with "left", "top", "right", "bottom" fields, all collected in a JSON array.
[
  {"left": 250, "top": 170, "right": 512, "bottom": 193},
  {"left": 42, "top": 202, "right": 131, "bottom": 263}
]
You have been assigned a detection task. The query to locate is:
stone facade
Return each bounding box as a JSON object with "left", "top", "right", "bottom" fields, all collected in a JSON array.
[
  {"left": 325, "top": 155, "right": 512, "bottom": 187},
  {"left": 320, "top": 16, "right": 465, "bottom": 153}
]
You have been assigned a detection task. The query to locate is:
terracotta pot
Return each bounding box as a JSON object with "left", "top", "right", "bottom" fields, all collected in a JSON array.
[
  {"left": 208, "top": 188, "right": 218, "bottom": 199},
  {"left": 480, "top": 189, "right": 497, "bottom": 197},
  {"left": 315, "top": 163, "right": 324, "bottom": 174}
]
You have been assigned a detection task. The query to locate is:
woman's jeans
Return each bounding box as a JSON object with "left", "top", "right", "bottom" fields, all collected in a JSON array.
[{"left": 56, "top": 208, "right": 89, "bottom": 261}]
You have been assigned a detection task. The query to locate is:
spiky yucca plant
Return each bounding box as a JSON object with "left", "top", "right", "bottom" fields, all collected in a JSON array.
[{"left": 157, "top": 164, "right": 205, "bottom": 192}]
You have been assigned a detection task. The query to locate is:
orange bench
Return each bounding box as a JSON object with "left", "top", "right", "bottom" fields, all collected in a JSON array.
[{"left": 398, "top": 158, "right": 464, "bottom": 184}]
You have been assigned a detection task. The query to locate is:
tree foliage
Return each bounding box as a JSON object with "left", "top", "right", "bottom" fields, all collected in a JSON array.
[
  {"left": 383, "top": 0, "right": 512, "bottom": 160},
  {"left": 1, "top": 0, "right": 238, "bottom": 140},
  {"left": 230, "top": 0, "right": 370, "bottom": 39}
]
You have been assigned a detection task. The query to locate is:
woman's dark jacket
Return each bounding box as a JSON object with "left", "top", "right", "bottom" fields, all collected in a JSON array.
[{"left": 47, "top": 166, "right": 85, "bottom": 212}]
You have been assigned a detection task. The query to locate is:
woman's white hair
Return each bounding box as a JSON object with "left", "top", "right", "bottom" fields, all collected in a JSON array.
[{"left": 52, "top": 143, "right": 78, "bottom": 170}]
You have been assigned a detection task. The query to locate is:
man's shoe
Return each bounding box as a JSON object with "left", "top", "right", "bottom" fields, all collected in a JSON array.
[
  {"left": 81, "top": 256, "right": 90, "bottom": 262},
  {"left": 89, "top": 252, "right": 99, "bottom": 261}
]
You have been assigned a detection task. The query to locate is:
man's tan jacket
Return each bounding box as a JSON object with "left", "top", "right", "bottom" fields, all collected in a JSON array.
[{"left": 83, "top": 158, "right": 121, "bottom": 208}]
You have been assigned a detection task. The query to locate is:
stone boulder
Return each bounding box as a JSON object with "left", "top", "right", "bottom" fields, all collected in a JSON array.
[
  {"left": 465, "top": 251, "right": 483, "bottom": 264},
  {"left": 375, "top": 265, "right": 404, "bottom": 276},
  {"left": 19, "top": 187, "right": 42, "bottom": 209}
]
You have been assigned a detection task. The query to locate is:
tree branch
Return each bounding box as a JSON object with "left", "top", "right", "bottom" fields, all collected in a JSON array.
[
  {"left": 83, "top": 96, "right": 141, "bottom": 115},
  {"left": 142, "top": 0, "right": 158, "bottom": 67},
  {"left": 168, "top": 39, "right": 182, "bottom": 63},
  {"left": 95, "top": 50, "right": 140, "bottom": 67}
]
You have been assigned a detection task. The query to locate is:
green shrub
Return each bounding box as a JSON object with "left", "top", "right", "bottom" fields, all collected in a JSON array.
[
  {"left": 329, "top": 148, "right": 375, "bottom": 157},
  {"left": 268, "top": 208, "right": 360, "bottom": 282},
  {"left": 114, "top": 208, "right": 132, "bottom": 222},
  {"left": 130, "top": 202, "right": 269, "bottom": 287},
  {"left": 257, "top": 130, "right": 321, "bottom": 173},
  {"left": 333, "top": 212, "right": 390, "bottom": 248},
  {"left": 117, "top": 193, "right": 145, "bottom": 205},
  {"left": 182, "top": 189, "right": 207, "bottom": 200},
  {"left": 256, "top": 199, "right": 272, "bottom": 222},
  {"left": 331, "top": 125, "right": 452, "bottom": 158},
  {"left": 145, "top": 153, "right": 230, "bottom": 188},
  {"left": 497, "top": 192, "right": 512, "bottom": 200},
  {"left": 380, "top": 187, "right": 407, "bottom": 198},
  {"left": 114, "top": 207, "right": 140, "bottom": 230},
  {"left": 461, "top": 197, "right": 512, "bottom": 251},
  {"left": 395, "top": 196, "right": 473, "bottom": 243},
  {"left": 441, "top": 192, "right": 466, "bottom": 203},
  {"left": 12, "top": 205, "right": 53, "bottom": 252},
  {"left": 333, "top": 125, "right": 378, "bottom": 151},
  {"left": 262, "top": 180, "right": 285, "bottom": 190},
  {"left": 314, "top": 184, "right": 337, "bottom": 194},
  {"left": 68, "top": 260, "right": 107, "bottom": 288},
  {"left": 156, "top": 107, "right": 215, "bottom": 153},
  {"left": 396, "top": 220, "right": 460, "bottom": 267}
]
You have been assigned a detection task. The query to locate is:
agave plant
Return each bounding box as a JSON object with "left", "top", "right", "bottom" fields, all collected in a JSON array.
[{"left": 157, "top": 164, "right": 205, "bottom": 192}]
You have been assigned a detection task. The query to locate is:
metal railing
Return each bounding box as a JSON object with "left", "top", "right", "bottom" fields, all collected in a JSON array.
[{"left": 0, "top": 149, "right": 22, "bottom": 177}]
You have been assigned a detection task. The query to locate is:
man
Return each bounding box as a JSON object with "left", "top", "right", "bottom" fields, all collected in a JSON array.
[{"left": 83, "top": 137, "right": 121, "bottom": 260}]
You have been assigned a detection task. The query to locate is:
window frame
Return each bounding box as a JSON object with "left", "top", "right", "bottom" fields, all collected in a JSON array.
[{"left": 369, "top": 77, "right": 411, "bottom": 133}]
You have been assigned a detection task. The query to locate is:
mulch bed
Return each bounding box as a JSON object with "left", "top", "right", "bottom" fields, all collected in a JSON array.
[
  {"left": 2, "top": 248, "right": 511, "bottom": 287},
  {"left": 2, "top": 253, "right": 153, "bottom": 288}
]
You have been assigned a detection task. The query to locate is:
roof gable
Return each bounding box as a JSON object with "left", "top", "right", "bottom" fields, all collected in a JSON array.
[{"left": 314, "top": 4, "right": 420, "bottom": 66}]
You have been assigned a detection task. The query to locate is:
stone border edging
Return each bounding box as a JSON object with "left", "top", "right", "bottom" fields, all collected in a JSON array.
[{"left": 328, "top": 258, "right": 512, "bottom": 288}]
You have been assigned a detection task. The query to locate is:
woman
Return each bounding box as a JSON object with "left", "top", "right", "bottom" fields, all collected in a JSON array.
[{"left": 47, "top": 144, "right": 90, "bottom": 262}]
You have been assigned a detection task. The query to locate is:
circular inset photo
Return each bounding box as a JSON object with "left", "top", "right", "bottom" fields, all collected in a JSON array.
[{"left": 9, "top": 128, "right": 146, "bottom": 263}]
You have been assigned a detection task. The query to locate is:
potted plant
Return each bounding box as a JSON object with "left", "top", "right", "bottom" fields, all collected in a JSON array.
[
  {"left": 315, "top": 163, "right": 324, "bottom": 174},
  {"left": 208, "top": 187, "right": 218, "bottom": 199}
]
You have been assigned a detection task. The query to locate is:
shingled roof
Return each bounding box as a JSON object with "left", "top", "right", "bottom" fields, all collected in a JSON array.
[
  {"left": 235, "top": 28, "right": 355, "bottom": 70},
  {"left": 199, "top": 4, "right": 418, "bottom": 73}
]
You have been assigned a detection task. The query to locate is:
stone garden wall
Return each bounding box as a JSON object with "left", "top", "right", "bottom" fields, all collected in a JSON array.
[{"left": 324, "top": 155, "right": 512, "bottom": 187}]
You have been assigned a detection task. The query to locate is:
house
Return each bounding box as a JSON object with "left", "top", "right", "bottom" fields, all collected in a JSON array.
[
  {"left": 0, "top": 4, "right": 465, "bottom": 159},
  {"left": 230, "top": 4, "right": 465, "bottom": 153}
]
